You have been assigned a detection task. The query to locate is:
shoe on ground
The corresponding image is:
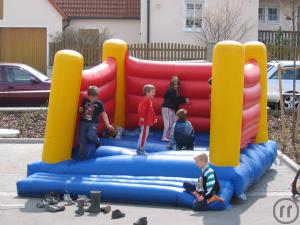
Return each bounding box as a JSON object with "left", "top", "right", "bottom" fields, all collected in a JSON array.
[
  {"left": 136, "top": 150, "right": 147, "bottom": 155},
  {"left": 111, "top": 209, "right": 125, "bottom": 219},
  {"left": 133, "top": 217, "right": 148, "bottom": 225},
  {"left": 45, "top": 203, "right": 65, "bottom": 212},
  {"left": 63, "top": 194, "right": 75, "bottom": 206},
  {"left": 36, "top": 199, "right": 47, "bottom": 208},
  {"left": 207, "top": 195, "right": 224, "bottom": 204},
  {"left": 100, "top": 205, "right": 111, "bottom": 214}
]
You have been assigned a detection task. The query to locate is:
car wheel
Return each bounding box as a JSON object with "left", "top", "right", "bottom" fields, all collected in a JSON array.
[{"left": 284, "top": 95, "right": 299, "bottom": 111}]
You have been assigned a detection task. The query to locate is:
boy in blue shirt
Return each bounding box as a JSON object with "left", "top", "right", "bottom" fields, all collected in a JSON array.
[{"left": 167, "top": 108, "right": 194, "bottom": 150}]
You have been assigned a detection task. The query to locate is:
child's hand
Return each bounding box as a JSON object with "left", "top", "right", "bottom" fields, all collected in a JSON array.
[
  {"left": 140, "top": 118, "right": 144, "bottom": 122},
  {"left": 107, "top": 124, "right": 114, "bottom": 131},
  {"left": 196, "top": 195, "right": 204, "bottom": 202},
  {"left": 79, "top": 107, "right": 83, "bottom": 113},
  {"left": 185, "top": 98, "right": 190, "bottom": 104},
  {"left": 154, "top": 118, "right": 157, "bottom": 124}
]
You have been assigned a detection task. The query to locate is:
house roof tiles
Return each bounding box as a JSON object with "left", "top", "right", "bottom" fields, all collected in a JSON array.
[{"left": 49, "top": 0, "right": 140, "bottom": 19}]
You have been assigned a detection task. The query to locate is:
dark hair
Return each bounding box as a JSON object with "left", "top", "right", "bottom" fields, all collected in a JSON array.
[
  {"left": 208, "top": 77, "right": 212, "bottom": 86},
  {"left": 87, "top": 86, "right": 99, "bottom": 96},
  {"left": 169, "top": 75, "right": 181, "bottom": 89},
  {"left": 176, "top": 108, "right": 187, "bottom": 120},
  {"left": 143, "top": 84, "right": 155, "bottom": 95}
]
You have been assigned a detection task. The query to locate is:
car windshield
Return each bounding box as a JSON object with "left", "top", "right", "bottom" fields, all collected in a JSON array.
[
  {"left": 22, "top": 65, "right": 50, "bottom": 81},
  {"left": 267, "top": 64, "right": 273, "bottom": 72}
]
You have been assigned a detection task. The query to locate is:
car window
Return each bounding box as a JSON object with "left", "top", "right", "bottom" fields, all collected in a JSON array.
[
  {"left": 270, "top": 67, "right": 300, "bottom": 80},
  {"left": 7, "top": 67, "right": 32, "bottom": 83}
]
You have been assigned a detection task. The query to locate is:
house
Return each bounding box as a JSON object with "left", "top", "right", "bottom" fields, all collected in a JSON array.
[
  {"left": 258, "top": 0, "right": 300, "bottom": 44},
  {"left": 0, "top": 0, "right": 140, "bottom": 74},
  {"left": 140, "top": 0, "right": 259, "bottom": 44}
]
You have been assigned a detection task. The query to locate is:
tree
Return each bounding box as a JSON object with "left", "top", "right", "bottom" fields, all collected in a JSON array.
[{"left": 196, "top": 0, "right": 254, "bottom": 44}]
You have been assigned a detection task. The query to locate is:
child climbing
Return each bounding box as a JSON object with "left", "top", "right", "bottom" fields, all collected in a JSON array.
[
  {"left": 78, "top": 86, "right": 114, "bottom": 161},
  {"left": 137, "top": 84, "right": 157, "bottom": 155},
  {"left": 161, "top": 76, "right": 189, "bottom": 141},
  {"left": 183, "top": 153, "right": 224, "bottom": 211},
  {"left": 167, "top": 108, "right": 194, "bottom": 150}
]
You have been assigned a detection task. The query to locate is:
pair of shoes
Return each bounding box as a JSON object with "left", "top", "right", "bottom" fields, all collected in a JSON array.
[
  {"left": 207, "top": 195, "right": 224, "bottom": 204},
  {"left": 162, "top": 138, "right": 170, "bottom": 142},
  {"left": 100, "top": 205, "right": 111, "bottom": 214},
  {"left": 112, "top": 209, "right": 125, "bottom": 219},
  {"left": 133, "top": 217, "right": 148, "bottom": 225},
  {"left": 45, "top": 203, "right": 65, "bottom": 212}
]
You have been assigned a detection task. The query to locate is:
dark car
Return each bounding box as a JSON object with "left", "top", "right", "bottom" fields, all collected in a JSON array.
[{"left": 0, "top": 63, "right": 50, "bottom": 107}]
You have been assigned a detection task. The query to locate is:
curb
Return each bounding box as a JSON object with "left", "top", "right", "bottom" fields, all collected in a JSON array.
[
  {"left": 0, "top": 138, "right": 44, "bottom": 144},
  {"left": 277, "top": 150, "right": 300, "bottom": 172},
  {"left": 0, "top": 107, "right": 47, "bottom": 112}
]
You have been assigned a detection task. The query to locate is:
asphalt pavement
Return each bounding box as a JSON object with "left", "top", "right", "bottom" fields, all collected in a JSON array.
[{"left": 0, "top": 143, "right": 299, "bottom": 225}]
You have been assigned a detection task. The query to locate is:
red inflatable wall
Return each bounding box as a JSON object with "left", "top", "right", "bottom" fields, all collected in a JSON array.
[
  {"left": 125, "top": 55, "right": 212, "bottom": 132},
  {"left": 76, "top": 58, "right": 117, "bottom": 137},
  {"left": 240, "top": 60, "right": 261, "bottom": 149}
]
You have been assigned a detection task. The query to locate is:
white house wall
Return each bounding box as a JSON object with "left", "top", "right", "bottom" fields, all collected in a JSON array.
[
  {"left": 141, "top": 0, "right": 258, "bottom": 45},
  {"left": 0, "top": 0, "right": 64, "bottom": 68},
  {"left": 68, "top": 19, "right": 141, "bottom": 44},
  {"left": 259, "top": 0, "right": 300, "bottom": 31}
]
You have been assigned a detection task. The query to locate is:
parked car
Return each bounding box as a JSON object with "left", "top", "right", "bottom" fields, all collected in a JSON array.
[
  {"left": 267, "top": 61, "right": 300, "bottom": 110},
  {"left": 0, "top": 63, "right": 50, "bottom": 106}
]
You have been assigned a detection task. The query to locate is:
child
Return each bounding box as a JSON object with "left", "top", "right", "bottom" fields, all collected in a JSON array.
[
  {"left": 137, "top": 84, "right": 157, "bottom": 155},
  {"left": 168, "top": 109, "right": 194, "bottom": 150},
  {"left": 78, "top": 86, "right": 114, "bottom": 161},
  {"left": 183, "top": 154, "right": 224, "bottom": 211},
  {"left": 161, "top": 76, "right": 189, "bottom": 141}
]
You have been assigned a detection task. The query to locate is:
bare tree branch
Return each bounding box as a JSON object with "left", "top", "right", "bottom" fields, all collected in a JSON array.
[{"left": 197, "top": 0, "right": 254, "bottom": 44}]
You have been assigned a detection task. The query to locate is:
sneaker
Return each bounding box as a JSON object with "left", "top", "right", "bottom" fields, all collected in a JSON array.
[
  {"left": 111, "top": 209, "right": 125, "bottom": 219},
  {"left": 136, "top": 149, "right": 147, "bottom": 155},
  {"left": 161, "top": 138, "right": 170, "bottom": 142},
  {"left": 45, "top": 203, "right": 65, "bottom": 212},
  {"left": 133, "top": 217, "right": 148, "bottom": 225},
  {"left": 207, "top": 195, "right": 224, "bottom": 204},
  {"left": 63, "top": 194, "right": 75, "bottom": 206},
  {"left": 100, "top": 205, "right": 111, "bottom": 214},
  {"left": 36, "top": 199, "right": 47, "bottom": 208}
]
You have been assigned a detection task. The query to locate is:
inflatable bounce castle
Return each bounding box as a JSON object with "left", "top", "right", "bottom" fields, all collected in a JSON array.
[{"left": 17, "top": 39, "right": 277, "bottom": 210}]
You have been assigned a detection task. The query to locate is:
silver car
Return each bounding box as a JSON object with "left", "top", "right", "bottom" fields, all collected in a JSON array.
[{"left": 267, "top": 61, "right": 300, "bottom": 110}]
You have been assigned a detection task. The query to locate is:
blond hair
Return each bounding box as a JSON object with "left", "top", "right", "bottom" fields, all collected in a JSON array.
[
  {"left": 143, "top": 84, "right": 155, "bottom": 95},
  {"left": 176, "top": 108, "right": 187, "bottom": 120},
  {"left": 194, "top": 153, "right": 208, "bottom": 163}
]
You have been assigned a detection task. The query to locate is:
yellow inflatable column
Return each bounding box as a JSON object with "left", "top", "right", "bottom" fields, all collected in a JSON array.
[
  {"left": 210, "top": 41, "right": 245, "bottom": 167},
  {"left": 244, "top": 42, "right": 268, "bottom": 143},
  {"left": 102, "top": 39, "right": 128, "bottom": 127},
  {"left": 42, "top": 50, "right": 83, "bottom": 164}
]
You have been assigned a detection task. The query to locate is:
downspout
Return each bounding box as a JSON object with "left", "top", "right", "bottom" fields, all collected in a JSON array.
[
  {"left": 63, "top": 18, "right": 70, "bottom": 31},
  {"left": 147, "top": 0, "right": 150, "bottom": 43}
]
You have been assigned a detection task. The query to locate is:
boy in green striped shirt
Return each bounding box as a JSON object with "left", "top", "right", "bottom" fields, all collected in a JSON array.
[{"left": 183, "top": 153, "right": 224, "bottom": 211}]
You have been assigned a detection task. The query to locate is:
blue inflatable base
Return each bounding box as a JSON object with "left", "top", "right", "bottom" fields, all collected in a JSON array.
[{"left": 17, "top": 132, "right": 277, "bottom": 210}]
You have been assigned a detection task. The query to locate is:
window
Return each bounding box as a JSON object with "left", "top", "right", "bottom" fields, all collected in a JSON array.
[
  {"left": 259, "top": 7, "right": 265, "bottom": 21},
  {"left": 259, "top": 6, "right": 279, "bottom": 22},
  {"left": 268, "top": 8, "right": 279, "bottom": 21},
  {"left": 0, "top": 0, "right": 3, "bottom": 20},
  {"left": 7, "top": 67, "right": 32, "bottom": 83},
  {"left": 185, "top": 0, "right": 204, "bottom": 30},
  {"left": 270, "top": 68, "right": 300, "bottom": 80}
]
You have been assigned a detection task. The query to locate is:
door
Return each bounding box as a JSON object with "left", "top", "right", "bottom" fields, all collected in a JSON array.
[{"left": 0, "top": 28, "right": 47, "bottom": 74}]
